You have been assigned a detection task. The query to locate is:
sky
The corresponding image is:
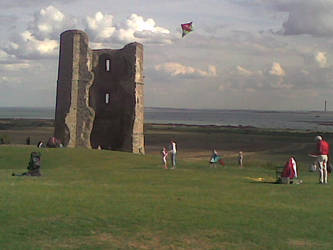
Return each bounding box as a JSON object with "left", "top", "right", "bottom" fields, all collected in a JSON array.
[{"left": 0, "top": 0, "right": 333, "bottom": 111}]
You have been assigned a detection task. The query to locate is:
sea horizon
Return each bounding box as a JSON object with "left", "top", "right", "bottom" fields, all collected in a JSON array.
[
  {"left": 0, "top": 105, "right": 329, "bottom": 113},
  {"left": 0, "top": 106, "right": 332, "bottom": 132}
]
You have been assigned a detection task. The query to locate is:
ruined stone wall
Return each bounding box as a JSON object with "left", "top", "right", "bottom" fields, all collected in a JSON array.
[
  {"left": 55, "top": 30, "right": 95, "bottom": 148},
  {"left": 133, "top": 43, "right": 145, "bottom": 154},
  {"left": 54, "top": 30, "right": 144, "bottom": 153}
]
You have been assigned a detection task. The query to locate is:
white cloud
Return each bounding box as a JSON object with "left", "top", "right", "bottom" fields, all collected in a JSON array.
[
  {"left": 315, "top": 51, "right": 328, "bottom": 68},
  {"left": 269, "top": 62, "right": 285, "bottom": 76},
  {"left": 2, "top": 7, "right": 174, "bottom": 59},
  {"left": 4, "top": 31, "right": 58, "bottom": 59},
  {"left": 267, "top": 62, "right": 292, "bottom": 88},
  {"left": 236, "top": 65, "right": 253, "bottom": 76},
  {"left": 127, "top": 14, "right": 168, "bottom": 33},
  {"left": 30, "top": 5, "right": 75, "bottom": 40},
  {"left": 115, "top": 14, "right": 172, "bottom": 44},
  {"left": 155, "top": 62, "right": 217, "bottom": 77},
  {"left": 84, "top": 12, "right": 116, "bottom": 41},
  {"left": 2, "top": 5, "right": 72, "bottom": 59}
]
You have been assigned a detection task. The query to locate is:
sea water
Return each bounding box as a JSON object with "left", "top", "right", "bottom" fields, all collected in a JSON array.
[{"left": 0, "top": 107, "right": 333, "bottom": 132}]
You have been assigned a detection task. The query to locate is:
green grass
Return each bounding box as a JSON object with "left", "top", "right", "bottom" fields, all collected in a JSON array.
[{"left": 0, "top": 145, "right": 332, "bottom": 249}]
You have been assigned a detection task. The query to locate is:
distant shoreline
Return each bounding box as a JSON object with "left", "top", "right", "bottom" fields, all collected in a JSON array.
[
  {"left": 1, "top": 118, "right": 331, "bottom": 134},
  {"left": 1, "top": 107, "right": 333, "bottom": 130}
]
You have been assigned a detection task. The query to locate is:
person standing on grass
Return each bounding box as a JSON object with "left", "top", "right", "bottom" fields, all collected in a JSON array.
[
  {"left": 169, "top": 140, "right": 177, "bottom": 169},
  {"left": 238, "top": 151, "right": 243, "bottom": 168},
  {"left": 311, "top": 136, "right": 330, "bottom": 184},
  {"left": 209, "top": 149, "right": 224, "bottom": 168},
  {"left": 161, "top": 147, "right": 168, "bottom": 169}
]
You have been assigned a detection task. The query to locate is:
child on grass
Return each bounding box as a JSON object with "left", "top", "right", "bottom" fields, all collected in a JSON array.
[{"left": 161, "top": 147, "right": 168, "bottom": 169}]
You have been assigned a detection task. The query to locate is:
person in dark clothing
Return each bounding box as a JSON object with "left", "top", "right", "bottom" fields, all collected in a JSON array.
[{"left": 12, "top": 152, "right": 42, "bottom": 176}]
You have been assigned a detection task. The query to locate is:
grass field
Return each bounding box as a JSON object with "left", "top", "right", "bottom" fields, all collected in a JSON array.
[{"left": 0, "top": 121, "right": 333, "bottom": 249}]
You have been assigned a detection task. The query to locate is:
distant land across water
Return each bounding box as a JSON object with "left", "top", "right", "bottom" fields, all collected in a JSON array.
[{"left": 0, "top": 106, "right": 333, "bottom": 132}]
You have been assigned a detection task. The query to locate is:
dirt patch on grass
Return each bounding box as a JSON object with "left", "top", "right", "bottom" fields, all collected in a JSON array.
[
  {"left": 37, "top": 230, "right": 242, "bottom": 249},
  {"left": 288, "top": 239, "right": 329, "bottom": 249},
  {"left": 87, "top": 230, "right": 251, "bottom": 249}
]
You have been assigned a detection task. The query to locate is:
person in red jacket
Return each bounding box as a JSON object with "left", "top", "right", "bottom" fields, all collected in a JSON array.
[
  {"left": 281, "top": 156, "right": 297, "bottom": 180},
  {"left": 312, "top": 136, "right": 330, "bottom": 184}
]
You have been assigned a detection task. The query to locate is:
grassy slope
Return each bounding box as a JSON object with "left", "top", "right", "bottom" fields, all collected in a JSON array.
[{"left": 0, "top": 143, "right": 333, "bottom": 249}]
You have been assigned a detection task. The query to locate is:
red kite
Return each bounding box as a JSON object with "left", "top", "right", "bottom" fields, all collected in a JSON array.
[{"left": 181, "top": 22, "right": 193, "bottom": 37}]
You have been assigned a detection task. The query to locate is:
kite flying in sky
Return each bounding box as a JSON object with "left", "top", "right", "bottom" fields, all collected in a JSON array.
[{"left": 181, "top": 22, "right": 193, "bottom": 38}]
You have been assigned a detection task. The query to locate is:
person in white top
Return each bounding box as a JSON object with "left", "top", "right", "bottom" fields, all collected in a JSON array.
[
  {"left": 291, "top": 156, "right": 297, "bottom": 178},
  {"left": 170, "top": 140, "right": 177, "bottom": 169},
  {"left": 238, "top": 151, "right": 243, "bottom": 168}
]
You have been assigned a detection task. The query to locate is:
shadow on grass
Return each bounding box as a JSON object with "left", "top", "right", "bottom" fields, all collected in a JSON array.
[{"left": 249, "top": 181, "right": 278, "bottom": 184}]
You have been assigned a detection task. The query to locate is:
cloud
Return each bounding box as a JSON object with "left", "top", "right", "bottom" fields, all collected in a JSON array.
[
  {"left": 29, "top": 5, "right": 75, "bottom": 40},
  {"left": 0, "top": 0, "right": 76, "bottom": 9},
  {"left": 273, "top": 0, "right": 333, "bottom": 37},
  {"left": 4, "top": 31, "right": 58, "bottom": 59},
  {"left": 2, "top": 6, "right": 174, "bottom": 59},
  {"left": 115, "top": 14, "right": 173, "bottom": 44},
  {"left": 269, "top": 78, "right": 293, "bottom": 89},
  {"left": 2, "top": 6, "right": 72, "bottom": 59},
  {"left": 269, "top": 62, "right": 285, "bottom": 76},
  {"left": 83, "top": 12, "right": 173, "bottom": 44},
  {"left": 0, "top": 63, "right": 31, "bottom": 71},
  {"left": 155, "top": 62, "right": 217, "bottom": 78},
  {"left": 83, "top": 12, "right": 116, "bottom": 42},
  {"left": 236, "top": 65, "right": 253, "bottom": 76},
  {"left": 315, "top": 51, "right": 328, "bottom": 68},
  {"left": 267, "top": 62, "right": 292, "bottom": 88},
  {"left": 0, "top": 49, "right": 15, "bottom": 61}
]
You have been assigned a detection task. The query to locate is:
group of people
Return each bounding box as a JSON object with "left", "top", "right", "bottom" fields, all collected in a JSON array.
[
  {"left": 161, "top": 142, "right": 244, "bottom": 169},
  {"left": 209, "top": 150, "right": 243, "bottom": 168},
  {"left": 160, "top": 135, "right": 331, "bottom": 185},
  {"left": 37, "top": 137, "right": 63, "bottom": 148},
  {"left": 161, "top": 140, "right": 177, "bottom": 169},
  {"left": 280, "top": 135, "right": 331, "bottom": 184}
]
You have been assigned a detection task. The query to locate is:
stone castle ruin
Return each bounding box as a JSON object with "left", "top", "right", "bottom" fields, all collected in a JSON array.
[{"left": 54, "top": 30, "right": 144, "bottom": 153}]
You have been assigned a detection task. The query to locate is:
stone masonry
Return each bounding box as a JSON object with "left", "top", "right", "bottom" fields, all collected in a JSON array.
[{"left": 54, "top": 30, "right": 144, "bottom": 153}]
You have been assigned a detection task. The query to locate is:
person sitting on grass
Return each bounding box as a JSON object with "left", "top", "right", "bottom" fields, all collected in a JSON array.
[
  {"left": 209, "top": 149, "right": 225, "bottom": 168},
  {"left": 280, "top": 156, "right": 298, "bottom": 183},
  {"left": 12, "top": 152, "right": 42, "bottom": 177}
]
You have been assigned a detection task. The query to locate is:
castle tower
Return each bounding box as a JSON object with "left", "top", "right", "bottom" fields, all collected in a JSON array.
[{"left": 54, "top": 30, "right": 144, "bottom": 153}]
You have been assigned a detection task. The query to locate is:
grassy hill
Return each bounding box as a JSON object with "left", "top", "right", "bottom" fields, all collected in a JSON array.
[{"left": 0, "top": 142, "right": 333, "bottom": 249}]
